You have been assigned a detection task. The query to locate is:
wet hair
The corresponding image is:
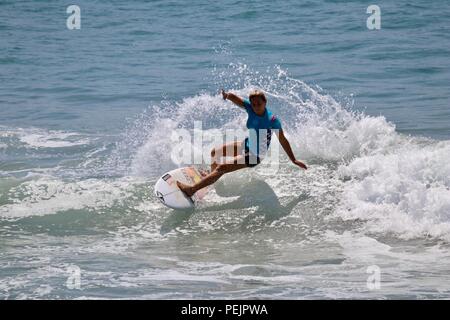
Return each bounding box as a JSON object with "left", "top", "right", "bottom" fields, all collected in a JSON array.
[{"left": 249, "top": 89, "right": 267, "bottom": 103}]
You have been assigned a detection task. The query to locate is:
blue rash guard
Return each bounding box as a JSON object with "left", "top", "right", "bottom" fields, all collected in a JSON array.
[{"left": 242, "top": 99, "right": 282, "bottom": 160}]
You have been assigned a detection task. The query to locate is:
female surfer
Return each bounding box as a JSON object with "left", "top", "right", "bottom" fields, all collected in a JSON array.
[{"left": 177, "top": 89, "right": 307, "bottom": 198}]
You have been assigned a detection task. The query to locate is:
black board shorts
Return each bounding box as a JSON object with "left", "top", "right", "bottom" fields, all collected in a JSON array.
[{"left": 243, "top": 138, "right": 261, "bottom": 167}]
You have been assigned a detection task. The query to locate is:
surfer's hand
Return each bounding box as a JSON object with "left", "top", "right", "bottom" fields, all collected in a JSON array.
[
  {"left": 293, "top": 159, "right": 307, "bottom": 170},
  {"left": 221, "top": 89, "right": 228, "bottom": 100}
]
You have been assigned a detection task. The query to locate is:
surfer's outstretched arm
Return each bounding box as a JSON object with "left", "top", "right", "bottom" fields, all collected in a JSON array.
[
  {"left": 221, "top": 89, "right": 245, "bottom": 108},
  {"left": 276, "top": 129, "right": 308, "bottom": 170}
]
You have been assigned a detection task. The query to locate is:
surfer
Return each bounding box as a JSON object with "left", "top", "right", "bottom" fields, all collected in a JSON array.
[{"left": 176, "top": 89, "right": 307, "bottom": 198}]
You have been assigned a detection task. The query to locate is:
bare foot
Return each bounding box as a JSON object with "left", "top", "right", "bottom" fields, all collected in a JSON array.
[{"left": 176, "top": 181, "right": 194, "bottom": 198}]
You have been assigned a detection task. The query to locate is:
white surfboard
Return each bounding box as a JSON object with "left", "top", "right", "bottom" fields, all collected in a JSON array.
[{"left": 154, "top": 166, "right": 210, "bottom": 209}]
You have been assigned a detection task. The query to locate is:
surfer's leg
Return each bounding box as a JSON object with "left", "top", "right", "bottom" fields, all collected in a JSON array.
[
  {"left": 210, "top": 141, "right": 243, "bottom": 172},
  {"left": 178, "top": 155, "right": 247, "bottom": 197}
]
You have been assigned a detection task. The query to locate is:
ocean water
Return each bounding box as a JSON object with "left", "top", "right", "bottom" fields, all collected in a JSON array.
[{"left": 1, "top": 0, "right": 450, "bottom": 299}]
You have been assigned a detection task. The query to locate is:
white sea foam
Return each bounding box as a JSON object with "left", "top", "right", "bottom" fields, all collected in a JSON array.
[
  {"left": 19, "top": 131, "right": 90, "bottom": 148},
  {"left": 336, "top": 141, "right": 450, "bottom": 241},
  {"left": 0, "top": 176, "right": 137, "bottom": 219},
  {"left": 0, "top": 126, "right": 91, "bottom": 149}
]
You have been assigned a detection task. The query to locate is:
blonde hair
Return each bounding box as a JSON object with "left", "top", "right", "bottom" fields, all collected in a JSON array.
[{"left": 249, "top": 89, "right": 267, "bottom": 103}]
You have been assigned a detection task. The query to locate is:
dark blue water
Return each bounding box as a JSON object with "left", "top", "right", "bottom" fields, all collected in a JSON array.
[
  {"left": 1, "top": 0, "right": 449, "bottom": 136},
  {"left": 1, "top": 0, "right": 450, "bottom": 299}
]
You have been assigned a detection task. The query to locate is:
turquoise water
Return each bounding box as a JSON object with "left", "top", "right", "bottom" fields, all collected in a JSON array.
[{"left": 1, "top": 0, "right": 450, "bottom": 299}]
